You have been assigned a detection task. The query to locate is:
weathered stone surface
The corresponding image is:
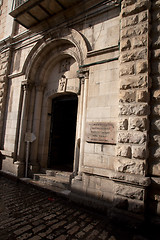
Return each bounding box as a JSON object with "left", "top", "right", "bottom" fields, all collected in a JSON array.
[
  {"left": 120, "top": 62, "right": 134, "bottom": 76},
  {"left": 120, "top": 75, "right": 148, "bottom": 90},
  {"left": 121, "top": 24, "right": 148, "bottom": 39},
  {"left": 110, "top": 172, "right": 151, "bottom": 186},
  {"left": 151, "top": 147, "right": 160, "bottom": 159},
  {"left": 114, "top": 158, "right": 145, "bottom": 175},
  {"left": 122, "top": 0, "right": 151, "bottom": 17},
  {"left": 129, "top": 117, "right": 147, "bottom": 131},
  {"left": 136, "top": 61, "right": 148, "bottom": 73},
  {"left": 118, "top": 131, "right": 147, "bottom": 144},
  {"left": 119, "top": 91, "right": 136, "bottom": 103},
  {"left": 121, "top": 14, "right": 138, "bottom": 28},
  {"left": 119, "top": 103, "right": 149, "bottom": 116},
  {"left": 132, "top": 35, "right": 148, "bottom": 49},
  {"left": 118, "top": 118, "right": 128, "bottom": 130},
  {"left": 152, "top": 0, "right": 160, "bottom": 10},
  {"left": 120, "top": 49, "right": 147, "bottom": 63},
  {"left": 153, "top": 90, "right": 160, "bottom": 101},
  {"left": 150, "top": 162, "right": 160, "bottom": 176},
  {"left": 117, "top": 145, "right": 132, "bottom": 158},
  {"left": 139, "top": 10, "right": 148, "bottom": 22},
  {"left": 129, "top": 132, "right": 147, "bottom": 144},
  {"left": 132, "top": 146, "right": 146, "bottom": 159},
  {"left": 115, "top": 184, "right": 144, "bottom": 200},
  {"left": 113, "top": 195, "right": 128, "bottom": 209},
  {"left": 152, "top": 104, "right": 160, "bottom": 115},
  {"left": 153, "top": 49, "right": 160, "bottom": 58},
  {"left": 128, "top": 199, "right": 144, "bottom": 213},
  {"left": 120, "top": 39, "right": 131, "bottom": 51},
  {"left": 121, "top": 0, "right": 136, "bottom": 9},
  {"left": 136, "top": 90, "right": 148, "bottom": 102},
  {"left": 151, "top": 134, "right": 160, "bottom": 145},
  {"left": 151, "top": 119, "right": 160, "bottom": 131}
]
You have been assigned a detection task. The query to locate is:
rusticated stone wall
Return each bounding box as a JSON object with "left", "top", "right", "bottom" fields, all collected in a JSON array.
[
  {"left": 117, "top": 0, "right": 150, "bottom": 174},
  {"left": 114, "top": 0, "right": 151, "bottom": 213},
  {"left": 0, "top": 49, "right": 11, "bottom": 147}
]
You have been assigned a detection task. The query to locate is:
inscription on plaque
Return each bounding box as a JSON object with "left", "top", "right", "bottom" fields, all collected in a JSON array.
[{"left": 86, "top": 122, "right": 116, "bottom": 144}]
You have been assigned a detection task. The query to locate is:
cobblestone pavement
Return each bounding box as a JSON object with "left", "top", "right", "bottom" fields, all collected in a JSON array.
[{"left": 0, "top": 176, "right": 158, "bottom": 240}]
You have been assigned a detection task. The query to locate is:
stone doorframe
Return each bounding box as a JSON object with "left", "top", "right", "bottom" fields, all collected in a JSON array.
[{"left": 13, "top": 28, "right": 89, "bottom": 176}]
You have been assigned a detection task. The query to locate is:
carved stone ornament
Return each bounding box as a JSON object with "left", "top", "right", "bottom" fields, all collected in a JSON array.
[{"left": 58, "top": 75, "right": 67, "bottom": 92}]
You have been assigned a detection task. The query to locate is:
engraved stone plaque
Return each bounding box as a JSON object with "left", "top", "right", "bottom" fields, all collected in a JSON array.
[{"left": 86, "top": 122, "right": 116, "bottom": 144}]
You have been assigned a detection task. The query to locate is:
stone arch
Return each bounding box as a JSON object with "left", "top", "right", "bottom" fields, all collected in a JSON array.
[{"left": 23, "top": 28, "right": 88, "bottom": 83}]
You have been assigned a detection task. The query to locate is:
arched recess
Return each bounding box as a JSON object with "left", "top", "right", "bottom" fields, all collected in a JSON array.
[
  {"left": 23, "top": 28, "right": 89, "bottom": 82},
  {"left": 20, "top": 28, "right": 88, "bottom": 173}
]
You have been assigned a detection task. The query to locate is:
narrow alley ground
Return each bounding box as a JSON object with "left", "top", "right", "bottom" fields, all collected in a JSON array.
[{"left": 0, "top": 175, "right": 158, "bottom": 240}]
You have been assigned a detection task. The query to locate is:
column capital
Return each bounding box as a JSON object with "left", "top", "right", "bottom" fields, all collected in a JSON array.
[
  {"left": 77, "top": 70, "right": 89, "bottom": 80},
  {"left": 21, "top": 81, "right": 34, "bottom": 91}
]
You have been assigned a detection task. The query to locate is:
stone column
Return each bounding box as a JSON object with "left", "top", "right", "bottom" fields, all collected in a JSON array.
[
  {"left": 16, "top": 82, "right": 32, "bottom": 161},
  {"left": 114, "top": 0, "right": 151, "bottom": 214},
  {"left": 73, "top": 74, "right": 85, "bottom": 174},
  {"left": 30, "top": 84, "right": 44, "bottom": 173},
  {"left": 77, "top": 71, "right": 89, "bottom": 179}
]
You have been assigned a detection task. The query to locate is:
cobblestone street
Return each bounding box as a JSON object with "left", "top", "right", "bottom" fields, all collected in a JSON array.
[{"left": 0, "top": 175, "right": 158, "bottom": 240}]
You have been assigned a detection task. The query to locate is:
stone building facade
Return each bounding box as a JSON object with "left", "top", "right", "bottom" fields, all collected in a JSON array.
[{"left": 0, "top": 0, "right": 160, "bottom": 222}]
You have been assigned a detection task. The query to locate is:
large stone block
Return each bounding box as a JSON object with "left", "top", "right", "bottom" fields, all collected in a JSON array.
[
  {"left": 150, "top": 162, "right": 160, "bottom": 176},
  {"left": 120, "top": 75, "right": 148, "bottom": 90},
  {"left": 132, "top": 35, "right": 148, "bottom": 49},
  {"left": 153, "top": 90, "right": 160, "bottom": 101},
  {"left": 120, "top": 48, "right": 147, "bottom": 63},
  {"left": 120, "top": 39, "right": 132, "bottom": 51},
  {"left": 151, "top": 119, "right": 160, "bottom": 131},
  {"left": 114, "top": 158, "right": 145, "bottom": 175},
  {"left": 118, "top": 118, "right": 128, "bottom": 130},
  {"left": 118, "top": 131, "right": 147, "bottom": 144},
  {"left": 152, "top": 104, "right": 160, "bottom": 116},
  {"left": 120, "top": 62, "right": 134, "bottom": 76},
  {"left": 136, "top": 90, "right": 149, "bottom": 102},
  {"left": 136, "top": 61, "right": 148, "bottom": 73},
  {"left": 121, "top": 0, "right": 136, "bottom": 9},
  {"left": 119, "top": 103, "right": 149, "bottom": 116},
  {"left": 114, "top": 183, "right": 144, "bottom": 200},
  {"left": 119, "top": 90, "right": 136, "bottom": 103},
  {"left": 117, "top": 145, "right": 132, "bottom": 158},
  {"left": 122, "top": 0, "right": 150, "bottom": 17},
  {"left": 128, "top": 199, "right": 144, "bottom": 213},
  {"left": 129, "top": 117, "right": 147, "bottom": 131},
  {"left": 151, "top": 134, "right": 160, "bottom": 145},
  {"left": 132, "top": 146, "right": 146, "bottom": 159},
  {"left": 121, "top": 23, "right": 148, "bottom": 39},
  {"left": 129, "top": 132, "right": 147, "bottom": 144}
]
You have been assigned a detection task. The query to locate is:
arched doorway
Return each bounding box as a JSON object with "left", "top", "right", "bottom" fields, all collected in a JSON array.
[{"left": 48, "top": 94, "right": 78, "bottom": 172}]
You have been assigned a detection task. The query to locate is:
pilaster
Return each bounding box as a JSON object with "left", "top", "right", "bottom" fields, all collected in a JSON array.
[{"left": 115, "top": 0, "right": 151, "bottom": 213}]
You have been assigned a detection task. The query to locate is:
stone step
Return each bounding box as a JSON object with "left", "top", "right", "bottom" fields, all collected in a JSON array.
[
  {"left": 33, "top": 174, "right": 71, "bottom": 190},
  {"left": 45, "top": 170, "right": 72, "bottom": 181}
]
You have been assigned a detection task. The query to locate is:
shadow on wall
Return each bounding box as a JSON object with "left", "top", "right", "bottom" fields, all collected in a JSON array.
[{"left": 0, "top": 151, "right": 4, "bottom": 170}]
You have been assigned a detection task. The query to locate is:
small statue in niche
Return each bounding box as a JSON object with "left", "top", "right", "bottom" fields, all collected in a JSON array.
[{"left": 58, "top": 75, "right": 67, "bottom": 92}]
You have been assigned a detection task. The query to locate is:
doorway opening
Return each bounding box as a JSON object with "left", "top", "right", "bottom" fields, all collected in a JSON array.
[{"left": 48, "top": 94, "right": 78, "bottom": 172}]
